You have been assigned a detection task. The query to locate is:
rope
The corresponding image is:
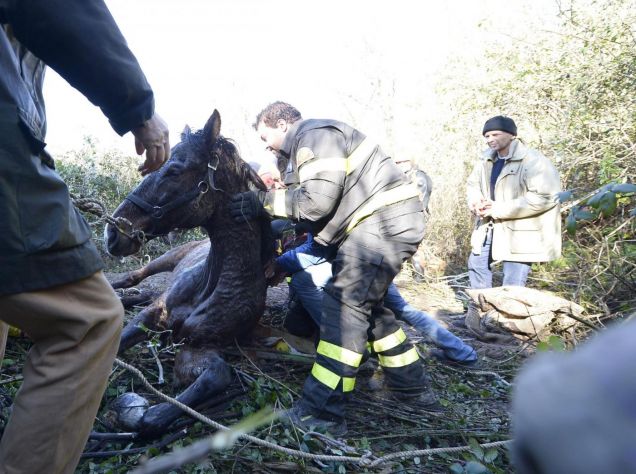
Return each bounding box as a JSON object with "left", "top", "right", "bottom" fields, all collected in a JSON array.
[
  {"left": 113, "top": 358, "right": 367, "bottom": 464},
  {"left": 366, "top": 440, "right": 512, "bottom": 468},
  {"left": 71, "top": 194, "right": 147, "bottom": 252},
  {"left": 70, "top": 195, "right": 108, "bottom": 220},
  {"left": 113, "top": 357, "right": 513, "bottom": 468}
]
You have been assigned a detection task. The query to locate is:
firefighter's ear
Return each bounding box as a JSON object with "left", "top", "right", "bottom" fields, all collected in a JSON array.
[{"left": 276, "top": 119, "right": 288, "bottom": 131}]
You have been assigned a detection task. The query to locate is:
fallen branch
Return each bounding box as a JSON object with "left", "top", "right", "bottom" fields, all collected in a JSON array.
[{"left": 82, "top": 429, "right": 188, "bottom": 459}]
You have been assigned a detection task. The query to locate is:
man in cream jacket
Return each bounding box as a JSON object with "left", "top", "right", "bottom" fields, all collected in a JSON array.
[{"left": 466, "top": 116, "right": 561, "bottom": 289}]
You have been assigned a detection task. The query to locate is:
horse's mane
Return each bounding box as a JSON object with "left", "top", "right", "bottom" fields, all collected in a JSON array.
[
  {"left": 185, "top": 127, "right": 274, "bottom": 263},
  {"left": 185, "top": 128, "right": 266, "bottom": 193}
]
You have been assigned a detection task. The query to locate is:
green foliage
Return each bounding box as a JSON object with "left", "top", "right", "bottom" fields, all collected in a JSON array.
[
  {"left": 57, "top": 137, "right": 141, "bottom": 212},
  {"left": 56, "top": 136, "right": 205, "bottom": 269},
  {"left": 447, "top": 438, "right": 508, "bottom": 474},
  {"left": 567, "top": 182, "right": 636, "bottom": 234},
  {"left": 537, "top": 335, "right": 566, "bottom": 352},
  {"left": 432, "top": 0, "right": 635, "bottom": 320}
]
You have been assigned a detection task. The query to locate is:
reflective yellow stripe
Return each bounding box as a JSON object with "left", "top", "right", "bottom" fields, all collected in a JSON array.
[
  {"left": 298, "top": 157, "right": 347, "bottom": 182},
  {"left": 296, "top": 138, "right": 376, "bottom": 182},
  {"left": 373, "top": 328, "right": 407, "bottom": 353},
  {"left": 346, "top": 138, "right": 377, "bottom": 174},
  {"left": 317, "top": 340, "right": 363, "bottom": 367},
  {"left": 342, "top": 377, "right": 356, "bottom": 392},
  {"left": 271, "top": 189, "right": 287, "bottom": 217},
  {"left": 366, "top": 342, "right": 373, "bottom": 354},
  {"left": 311, "top": 363, "right": 341, "bottom": 390},
  {"left": 346, "top": 183, "right": 420, "bottom": 233},
  {"left": 378, "top": 347, "right": 420, "bottom": 368}
]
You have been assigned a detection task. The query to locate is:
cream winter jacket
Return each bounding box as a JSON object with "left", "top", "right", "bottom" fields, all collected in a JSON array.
[{"left": 466, "top": 140, "right": 561, "bottom": 262}]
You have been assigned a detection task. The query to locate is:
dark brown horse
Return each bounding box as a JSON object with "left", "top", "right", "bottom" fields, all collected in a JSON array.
[{"left": 104, "top": 110, "right": 273, "bottom": 437}]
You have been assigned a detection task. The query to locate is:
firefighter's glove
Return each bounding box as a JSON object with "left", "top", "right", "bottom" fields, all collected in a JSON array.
[{"left": 229, "top": 191, "right": 267, "bottom": 222}]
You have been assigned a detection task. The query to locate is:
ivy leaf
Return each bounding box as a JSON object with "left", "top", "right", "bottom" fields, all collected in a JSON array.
[
  {"left": 565, "top": 212, "right": 577, "bottom": 236},
  {"left": 483, "top": 448, "right": 499, "bottom": 463},
  {"left": 538, "top": 335, "right": 565, "bottom": 352},
  {"left": 465, "top": 461, "right": 490, "bottom": 474},
  {"left": 548, "top": 335, "right": 565, "bottom": 351},
  {"left": 450, "top": 463, "right": 465, "bottom": 474},
  {"left": 586, "top": 190, "right": 607, "bottom": 208},
  {"left": 558, "top": 190, "right": 573, "bottom": 203},
  {"left": 610, "top": 183, "right": 636, "bottom": 194},
  {"left": 572, "top": 207, "right": 597, "bottom": 221},
  {"left": 598, "top": 191, "right": 617, "bottom": 217},
  {"left": 468, "top": 438, "right": 484, "bottom": 461}
]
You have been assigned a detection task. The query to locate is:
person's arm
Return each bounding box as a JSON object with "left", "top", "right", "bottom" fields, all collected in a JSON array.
[
  {"left": 131, "top": 114, "right": 170, "bottom": 175},
  {"left": 466, "top": 160, "right": 486, "bottom": 214},
  {"left": 264, "top": 128, "right": 346, "bottom": 221},
  {"left": 5, "top": 0, "right": 154, "bottom": 133},
  {"left": 488, "top": 154, "right": 561, "bottom": 220},
  {"left": 3, "top": 0, "right": 169, "bottom": 173},
  {"left": 276, "top": 235, "right": 331, "bottom": 274}
]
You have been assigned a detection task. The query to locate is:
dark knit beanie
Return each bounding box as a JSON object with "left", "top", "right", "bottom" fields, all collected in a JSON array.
[{"left": 482, "top": 116, "right": 517, "bottom": 136}]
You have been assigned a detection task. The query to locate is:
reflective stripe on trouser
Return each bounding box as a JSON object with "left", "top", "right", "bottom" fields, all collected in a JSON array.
[
  {"left": 374, "top": 327, "right": 420, "bottom": 369},
  {"left": 301, "top": 201, "right": 428, "bottom": 421},
  {"left": 372, "top": 325, "right": 427, "bottom": 396}
]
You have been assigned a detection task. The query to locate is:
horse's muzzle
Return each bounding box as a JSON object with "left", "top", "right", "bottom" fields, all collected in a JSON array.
[{"left": 104, "top": 223, "right": 142, "bottom": 257}]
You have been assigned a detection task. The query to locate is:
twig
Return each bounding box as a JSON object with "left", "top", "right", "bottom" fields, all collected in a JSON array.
[
  {"left": 223, "top": 347, "right": 314, "bottom": 365},
  {"left": 148, "top": 343, "right": 165, "bottom": 385},
  {"left": 88, "top": 431, "right": 138, "bottom": 441},
  {"left": 560, "top": 311, "right": 600, "bottom": 331},
  {"left": 0, "top": 375, "right": 23, "bottom": 385},
  {"left": 130, "top": 408, "right": 279, "bottom": 474},
  {"left": 606, "top": 215, "right": 635, "bottom": 238},
  {"left": 233, "top": 341, "right": 300, "bottom": 398},
  {"left": 82, "top": 429, "right": 188, "bottom": 459}
]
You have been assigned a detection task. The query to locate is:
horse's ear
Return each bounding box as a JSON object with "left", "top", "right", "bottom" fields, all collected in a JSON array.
[
  {"left": 181, "top": 125, "right": 191, "bottom": 140},
  {"left": 203, "top": 109, "right": 221, "bottom": 148}
]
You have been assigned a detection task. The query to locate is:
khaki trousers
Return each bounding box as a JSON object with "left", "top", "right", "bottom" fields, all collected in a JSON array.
[{"left": 0, "top": 272, "right": 123, "bottom": 474}]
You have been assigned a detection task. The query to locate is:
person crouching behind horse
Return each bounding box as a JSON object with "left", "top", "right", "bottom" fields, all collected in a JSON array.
[{"left": 229, "top": 101, "right": 438, "bottom": 436}]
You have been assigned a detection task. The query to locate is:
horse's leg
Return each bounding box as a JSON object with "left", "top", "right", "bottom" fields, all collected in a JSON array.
[
  {"left": 136, "top": 351, "right": 233, "bottom": 439},
  {"left": 176, "top": 277, "right": 266, "bottom": 348},
  {"left": 119, "top": 289, "right": 163, "bottom": 309},
  {"left": 110, "top": 240, "right": 204, "bottom": 289},
  {"left": 118, "top": 295, "right": 167, "bottom": 354}
]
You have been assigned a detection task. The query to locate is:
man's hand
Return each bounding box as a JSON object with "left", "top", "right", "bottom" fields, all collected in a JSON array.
[
  {"left": 132, "top": 113, "right": 170, "bottom": 176},
  {"left": 476, "top": 198, "right": 493, "bottom": 217},
  {"left": 470, "top": 197, "right": 493, "bottom": 217},
  {"left": 264, "top": 259, "right": 288, "bottom": 287},
  {"left": 229, "top": 191, "right": 267, "bottom": 222}
]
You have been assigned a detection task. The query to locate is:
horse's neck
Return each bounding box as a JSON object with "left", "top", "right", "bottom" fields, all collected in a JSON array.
[{"left": 198, "top": 212, "right": 262, "bottom": 292}]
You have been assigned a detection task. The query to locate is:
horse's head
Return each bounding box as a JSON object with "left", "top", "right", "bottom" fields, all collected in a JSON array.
[{"left": 105, "top": 109, "right": 265, "bottom": 256}]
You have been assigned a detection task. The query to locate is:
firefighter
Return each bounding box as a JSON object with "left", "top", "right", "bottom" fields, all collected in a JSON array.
[{"left": 230, "top": 101, "right": 438, "bottom": 435}]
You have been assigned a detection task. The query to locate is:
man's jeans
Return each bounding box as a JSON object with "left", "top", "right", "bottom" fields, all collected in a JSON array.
[
  {"left": 468, "top": 227, "right": 531, "bottom": 289},
  {"left": 289, "top": 262, "right": 476, "bottom": 363}
]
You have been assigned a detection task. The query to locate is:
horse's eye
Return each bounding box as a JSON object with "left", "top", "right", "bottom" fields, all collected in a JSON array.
[{"left": 164, "top": 164, "right": 183, "bottom": 177}]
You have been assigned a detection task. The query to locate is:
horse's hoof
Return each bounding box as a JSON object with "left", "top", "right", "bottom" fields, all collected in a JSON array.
[{"left": 110, "top": 392, "right": 149, "bottom": 431}]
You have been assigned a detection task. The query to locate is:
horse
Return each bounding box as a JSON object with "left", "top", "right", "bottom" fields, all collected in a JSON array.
[{"left": 104, "top": 109, "right": 273, "bottom": 437}]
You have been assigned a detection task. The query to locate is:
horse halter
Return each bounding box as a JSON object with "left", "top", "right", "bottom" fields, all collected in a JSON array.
[{"left": 120, "top": 149, "right": 223, "bottom": 237}]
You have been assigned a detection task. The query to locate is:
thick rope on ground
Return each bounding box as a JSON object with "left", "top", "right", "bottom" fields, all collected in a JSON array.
[
  {"left": 113, "top": 358, "right": 512, "bottom": 468},
  {"left": 366, "top": 440, "right": 512, "bottom": 468}
]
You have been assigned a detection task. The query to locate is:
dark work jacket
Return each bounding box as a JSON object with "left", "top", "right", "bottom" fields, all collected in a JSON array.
[
  {"left": 0, "top": 0, "right": 155, "bottom": 295},
  {"left": 270, "top": 119, "right": 418, "bottom": 246}
]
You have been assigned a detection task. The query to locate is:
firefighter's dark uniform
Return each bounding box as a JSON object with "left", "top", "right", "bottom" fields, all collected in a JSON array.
[{"left": 262, "top": 119, "right": 430, "bottom": 421}]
